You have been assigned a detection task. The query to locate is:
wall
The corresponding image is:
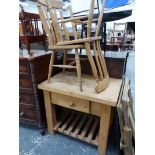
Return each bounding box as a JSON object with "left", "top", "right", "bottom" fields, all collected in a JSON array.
[{"left": 19, "top": 1, "right": 38, "bottom": 13}]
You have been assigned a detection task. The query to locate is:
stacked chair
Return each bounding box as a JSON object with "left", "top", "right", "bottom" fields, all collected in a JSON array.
[{"left": 36, "top": 0, "right": 109, "bottom": 93}]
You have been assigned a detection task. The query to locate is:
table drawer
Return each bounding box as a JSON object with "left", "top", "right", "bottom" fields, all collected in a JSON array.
[
  {"left": 19, "top": 93, "right": 35, "bottom": 105},
  {"left": 19, "top": 61, "right": 30, "bottom": 74},
  {"left": 51, "top": 93, "right": 90, "bottom": 113},
  {"left": 19, "top": 75, "right": 33, "bottom": 89},
  {"left": 19, "top": 104, "right": 38, "bottom": 121}
]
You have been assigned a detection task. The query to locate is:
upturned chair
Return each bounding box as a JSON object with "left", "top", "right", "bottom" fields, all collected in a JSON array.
[
  {"left": 37, "top": 0, "right": 83, "bottom": 91},
  {"left": 37, "top": 0, "right": 109, "bottom": 93}
]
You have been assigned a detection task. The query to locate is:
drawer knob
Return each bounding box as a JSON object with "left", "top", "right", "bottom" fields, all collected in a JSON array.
[
  {"left": 69, "top": 102, "right": 75, "bottom": 107},
  {"left": 20, "top": 112, "right": 25, "bottom": 117}
]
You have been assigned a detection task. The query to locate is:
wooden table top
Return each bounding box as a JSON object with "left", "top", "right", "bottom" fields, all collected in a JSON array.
[{"left": 38, "top": 72, "right": 122, "bottom": 107}]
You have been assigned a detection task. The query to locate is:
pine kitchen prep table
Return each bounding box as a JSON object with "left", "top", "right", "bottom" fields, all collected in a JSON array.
[{"left": 38, "top": 71, "right": 123, "bottom": 155}]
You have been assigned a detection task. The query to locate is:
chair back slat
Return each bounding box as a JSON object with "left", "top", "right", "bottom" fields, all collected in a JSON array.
[
  {"left": 60, "top": 11, "right": 70, "bottom": 40},
  {"left": 69, "top": 5, "right": 78, "bottom": 40},
  {"left": 37, "top": 1, "right": 55, "bottom": 45},
  {"left": 45, "top": 0, "right": 63, "bottom": 42},
  {"left": 43, "top": 4, "right": 56, "bottom": 44},
  {"left": 95, "top": 0, "right": 106, "bottom": 37}
]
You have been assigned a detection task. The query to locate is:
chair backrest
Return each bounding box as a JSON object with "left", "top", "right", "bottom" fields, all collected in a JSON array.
[
  {"left": 113, "top": 23, "right": 127, "bottom": 43},
  {"left": 70, "top": 0, "right": 106, "bottom": 38},
  {"left": 19, "top": 8, "right": 44, "bottom": 36},
  {"left": 37, "top": 0, "right": 107, "bottom": 44},
  {"left": 69, "top": 0, "right": 107, "bottom": 38}
]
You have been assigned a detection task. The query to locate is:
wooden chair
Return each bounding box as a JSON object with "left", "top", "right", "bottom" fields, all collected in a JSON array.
[
  {"left": 123, "top": 29, "right": 135, "bottom": 51},
  {"left": 108, "top": 23, "right": 127, "bottom": 51},
  {"left": 19, "top": 6, "right": 47, "bottom": 54},
  {"left": 37, "top": 0, "right": 109, "bottom": 93},
  {"left": 117, "top": 78, "right": 135, "bottom": 155},
  {"left": 36, "top": 0, "right": 83, "bottom": 91}
]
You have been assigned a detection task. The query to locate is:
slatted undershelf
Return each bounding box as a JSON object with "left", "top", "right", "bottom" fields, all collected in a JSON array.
[{"left": 54, "top": 109, "right": 100, "bottom": 146}]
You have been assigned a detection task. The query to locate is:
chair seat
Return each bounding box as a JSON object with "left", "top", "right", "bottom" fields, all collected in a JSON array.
[{"left": 56, "top": 36, "right": 102, "bottom": 46}]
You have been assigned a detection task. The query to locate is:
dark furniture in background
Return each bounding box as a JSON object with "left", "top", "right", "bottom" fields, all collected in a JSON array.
[
  {"left": 19, "top": 50, "right": 62, "bottom": 135},
  {"left": 127, "top": 22, "right": 135, "bottom": 32},
  {"left": 100, "top": 10, "right": 132, "bottom": 51},
  {"left": 107, "top": 23, "right": 127, "bottom": 51},
  {"left": 72, "top": 10, "right": 132, "bottom": 51},
  {"left": 67, "top": 51, "right": 128, "bottom": 79},
  {"left": 19, "top": 7, "right": 47, "bottom": 54}
]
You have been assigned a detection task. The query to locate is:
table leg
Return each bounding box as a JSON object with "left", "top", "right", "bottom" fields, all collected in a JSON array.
[
  {"left": 98, "top": 105, "right": 111, "bottom": 155},
  {"left": 43, "top": 90, "right": 56, "bottom": 134}
]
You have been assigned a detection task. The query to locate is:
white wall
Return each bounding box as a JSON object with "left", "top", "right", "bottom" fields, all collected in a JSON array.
[
  {"left": 19, "top": 0, "right": 135, "bottom": 31},
  {"left": 19, "top": 1, "right": 38, "bottom": 13},
  {"left": 70, "top": 0, "right": 98, "bottom": 13},
  {"left": 106, "top": 2, "right": 135, "bottom": 29}
]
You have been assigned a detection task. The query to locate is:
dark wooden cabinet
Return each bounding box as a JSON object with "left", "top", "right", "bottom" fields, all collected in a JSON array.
[
  {"left": 19, "top": 50, "right": 62, "bottom": 135},
  {"left": 67, "top": 51, "right": 128, "bottom": 79}
]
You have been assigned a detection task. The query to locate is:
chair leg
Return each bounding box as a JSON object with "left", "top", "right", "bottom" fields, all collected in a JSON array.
[
  {"left": 48, "top": 51, "right": 55, "bottom": 83},
  {"left": 63, "top": 49, "right": 67, "bottom": 72},
  {"left": 93, "top": 42, "right": 103, "bottom": 80},
  {"left": 95, "top": 41, "right": 110, "bottom": 93},
  {"left": 75, "top": 49, "right": 82, "bottom": 91},
  {"left": 97, "top": 41, "right": 108, "bottom": 77},
  {"left": 84, "top": 42, "right": 99, "bottom": 82}
]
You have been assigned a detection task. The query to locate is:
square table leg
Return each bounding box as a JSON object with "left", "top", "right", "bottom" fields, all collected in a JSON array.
[
  {"left": 43, "top": 90, "right": 56, "bottom": 134},
  {"left": 98, "top": 104, "right": 111, "bottom": 155}
]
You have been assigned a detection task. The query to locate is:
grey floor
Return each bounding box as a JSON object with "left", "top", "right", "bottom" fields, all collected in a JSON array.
[{"left": 19, "top": 51, "right": 135, "bottom": 155}]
